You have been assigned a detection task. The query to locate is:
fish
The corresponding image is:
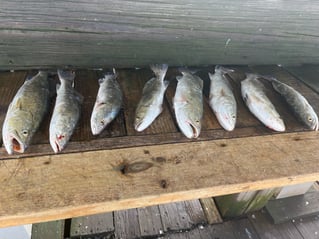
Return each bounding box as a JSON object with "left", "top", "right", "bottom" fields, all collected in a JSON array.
[
  {"left": 268, "top": 77, "right": 318, "bottom": 130},
  {"left": 208, "top": 65, "right": 236, "bottom": 131},
  {"left": 173, "top": 69, "right": 203, "bottom": 138},
  {"left": 49, "top": 69, "right": 83, "bottom": 153},
  {"left": 241, "top": 74, "right": 285, "bottom": 132},
  {"left": 134, "top": 64, "right": 169, "bottom": 131},
  {"left": 2, "top": 71, "right": 50, "bottom": 154},
  {"left": 90, "top": 69, "right": 123, "bottom": 135}
]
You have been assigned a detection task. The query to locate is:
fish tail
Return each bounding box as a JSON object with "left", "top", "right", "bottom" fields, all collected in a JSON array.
[
  {"left": 178, "top": 67, "right": 199, "bottom": 75},
  {"left": 99, "top": 69, "right": 117, "bottom": 84},
  {"left": 150, "top": 64, "right": 168, "bottom": 81},
  {"left": 215, "top": 65, "right": 234, "bottom": 74},
  {"left": 57, "top": 69, "right": 75, "bottom": 87}
]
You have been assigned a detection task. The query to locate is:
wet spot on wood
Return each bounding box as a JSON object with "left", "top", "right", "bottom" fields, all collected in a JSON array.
[
  {"left": 116, "top": 161, "right": 153, "bottom": 175},
  {"left": 294, "top": 159, "right": 300, "bottom": 163},
  {"left": 220, "top": 143, "right": 227, "bottom": 147},
  {"left": 43, "top": 160, "right": 51, "bottom": 165},
  {"left": 152, "top": 156, "right": 166, "bottom": 163},
  {"left": 294, "top": 137, "right": 301, "bottom": 141},
  {"left": 160, "top": 179, "right": 168, "bottom": 189}
]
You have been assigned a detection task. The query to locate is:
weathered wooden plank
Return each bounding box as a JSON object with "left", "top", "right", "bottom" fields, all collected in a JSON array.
[
  {"left": 159, "top": 202, "right": 192, "bottom": 232},
  {"left": 215, "top": 191, "right": 257, "bottom": 218},
  {"left": 285, "top": 64, "right": 319, "bottom": 93},
  {"left": 1, "top": 1, "right": 319, "bottom": 69},
  {"left": 293, "top": 215, "right": 319, "bottom": 239},
  {"left": 229, "top": 219, "right": 260, "bottom": 239},
  {"left": 199, "top": 198, "right": 223, "bottom": 224},
  {"left": 0, "top": 132, "right": 319, "bottom": 228},
  {"left": 249, "top": 211, "right": 303, "bottom": 239},
  {"left": 198, "top": 221, "right": 238, "bottom": 238},
  {"left": 70, "top": 212, "right": 114, "bottom": 237},
  {"left": 31, "top": 220, "right": 64, "bottom": 239},
  {"left": 165, "top": 228, "right": 202, "bottom": 239},
  {"left": 137, "top": 205, "right": 164, "bottom": 237},
  {"left": 114, "top": 209, "right": 141, "bottom": 239},
  {"left": 118, "top": 68, "right": 177, "bottom": 136},
  {"left": 244, "top": 188, "right": 278, "bottom": 213},
  {"left": 265, "top": 191, "right": 319, "bottom": 224},
  {"left": 183, "top": 200, "right": 207, "bottom": 226}
]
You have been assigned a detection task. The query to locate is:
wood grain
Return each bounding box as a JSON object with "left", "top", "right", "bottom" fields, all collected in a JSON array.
[
  {"left": 137, "top": 206, "right": 164, "bottom": 237},
  {"left": 31, "top": 220, "right": 64, "bottom": 239},
  {"left": 199, "top": 198, "right": 223, "bottom": 224},
  {"left": 1, "top": 1, "right": 319, "bottom": 69},
  {"left": 114, "top": 209, "right": 141, "bottom": 239},
  {"left": 0, "top": 132, "right": 318, "bottom": 227}
]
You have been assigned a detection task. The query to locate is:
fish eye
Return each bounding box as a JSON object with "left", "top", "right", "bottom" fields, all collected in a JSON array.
[
  {"left": 57, "top": 134, "right": 65, "bottom": 140},
  {"left": 308, "top": 116, "right": 313, "bottom": 122},
  {"left": 232, "top": 114, "right": 236, "bottom": 119},
  {"left": 195, "top": 120, "right": 200, "bottom": 124},
  {"left": 22, "top": 130, "right": 28, "bottom": 136},
  {"left": 100, "top": 120, "right": 105, "bottom": 125}
]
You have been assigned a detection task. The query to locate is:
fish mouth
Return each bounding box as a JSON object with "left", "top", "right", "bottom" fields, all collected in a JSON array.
[
  {"left": 51, "top": 139, "right": 62, "bottom": 153},
  {"left": 134, "top": 120, "right": 146, "bottom": 132},
  {"left": 5, "top": 133, "right": 26, "bottom": 154},
  {"left": 181, "top": 121, "right": 200, "bottom": 139}
]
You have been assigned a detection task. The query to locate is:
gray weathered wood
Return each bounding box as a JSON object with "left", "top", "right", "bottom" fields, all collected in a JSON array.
[
  {"left": 244, "top": 188, "right": 278, "bottom": 213},
  {"left": 183, "top": 200, "right": 207, "bottom": 226},
  {"left": 229, "top": 219, "right": 260, "bottom": 239},
  {"left": 293, "top": 215, "right": 319, "bottom": 239},
  {"left": 114, "top": 209, "right": 141, "bottom": 239},
  {"left": 265, "top": 191, "right": 319, "bottom": 224},
  {"left": 199, "top": 198, "right": 223, "bottom": 224},
  {"left": 137, "top": 206, "right": 164, "bottom": 237},
  {"left": 1, "top": 1, "right": 319, "bottom": 70},
  {"left": 249, "top": 211, "right": 303, "bottom": 239},
  {"left": 31, "top": 220, "right": 64, "bottom": 239},
  {"left": 274, "top": 182, "right": 314, "bottom": 199},
  {"left": 70, "top": 212, "right": 114, "bottom": 237}
]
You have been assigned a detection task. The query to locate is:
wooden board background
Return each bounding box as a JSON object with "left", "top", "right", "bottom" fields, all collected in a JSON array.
[{"left": 1, "top": 0, "right": 319, "bottom": 69}]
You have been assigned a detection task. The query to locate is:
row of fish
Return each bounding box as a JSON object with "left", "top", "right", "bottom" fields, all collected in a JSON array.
[{"left": 2, "top": 65, "right": 318, "bottom": 155}]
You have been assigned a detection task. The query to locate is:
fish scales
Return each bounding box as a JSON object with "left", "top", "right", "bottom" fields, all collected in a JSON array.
[
  {"left": 49, "top": 70, "right": 83, "bottom": 153},
  {"left": 134, "top": 64, "right": 169, "bottom": 132},
  {"left": 270, "top": 78, "right": 318, "bottom": 131},
  {"left": 241, "top": 74, "right": 285, "bottom": 132},
  {"left": 2, "top": 71, "right": 50, "bottom": 154},
  {"left": 209, "top": 66, "right": 236, "bottom": 131},
  {"left": 173, "top": 70, "right": 203, "bottom": 138},
  {"left": 91, "top": 70, "right": 123, "bottom": 135}
]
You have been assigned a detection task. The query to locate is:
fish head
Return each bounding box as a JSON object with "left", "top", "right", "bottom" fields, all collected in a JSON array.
[
  {"left": 176, "top": 108, "right": 201, "bottom": 138},
  {"left": 50, "top": 129, "right": 72, "bottom": 153},
  {"left": 215, "top": 109, "right": 236, "bottom": 131},
  {"left": 134, "top": 105, "right": 161, "bottom": 132},
  {"left": 304, "top": 110, "right": 319, "bottom": 131},
  {"left": 91, "top": 108, "right": 116, "bottom": 135},
  {"left": 2, "top": 114, "right": 33, "bottom": 154}
]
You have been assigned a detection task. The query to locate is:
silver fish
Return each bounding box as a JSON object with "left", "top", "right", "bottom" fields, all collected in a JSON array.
[
  {"left": 269, "top": 77, "right": 318, "bottom": 130},
  {"left": 91, "top": 70, "right": 123, "bottom": 135},
  {"left": 49, "top": 70, "right": 83, "bottom": 153},
  {"left": 2, "top": 71, "right": 50, "bottom": 154},
  {"left": 134, "top": 64, "right": 169, "bottom": 131},
  {"left": 173, "top": 69, "right": 203, "bottom": 138},
  {"left": 209, "top": 65, "right": 236, "bottom": 131},
  {"left": 241, "top": 74, "right": 285, "bottom": 132}
]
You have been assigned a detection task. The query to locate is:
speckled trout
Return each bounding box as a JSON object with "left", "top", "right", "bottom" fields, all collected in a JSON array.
[
  {"left": 241, "top": 74, "right": 285, "bottom": 132},
  {"left": 91, "top": 69, "right": 123, "bottom": 135},
  {"left": 173, "top": 69, "right": 203, "bottom": 138},
  {"left": 208, "top": 65, "right": 236, "bottom": 131},
  {"left": 269, "top": 77, "right": 318, "bottom": 131},
  {"left": 49, "top": 70, "right": 83, "bottom": 153},
  {"left": 134, "top": 64, "right": 169, "bottom": 131},
  {"left": 2, "top": 71, "right": 50, "bottom": 154}
]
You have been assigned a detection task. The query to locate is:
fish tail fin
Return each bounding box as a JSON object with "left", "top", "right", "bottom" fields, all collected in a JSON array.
[
  {"left": 260, "top": 75, "right": 279, "bottom": 83},
  {"left": 150, "top": 64, "right": 168, "bottom": 81},
  {"left": 178, "top": 67, "right": 199, "bottom": 75},
  {"left": 99, "top": 69, "right": 117, "bottom": 84},
  {"left": 57, "top": 69, "right": 75, "bottom": 87},
  {"left": 215, "top": 65, "right": 234, "bottom": 74}
]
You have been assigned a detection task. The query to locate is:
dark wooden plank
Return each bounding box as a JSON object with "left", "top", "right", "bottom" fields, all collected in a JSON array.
[
  {"left": 229, "top": 218, "right": 260, "bottom": 239},
  {"left": 249, "top": 65, "right": 319, "bottom": 132},
  {"left": 198, "top": 221, "right": 238, "bottom": 238},
  {"left": 183, "top": 200, "right": 207, "bottom": 226},
  {"left": 165, "top": 228, "right": 202, "bottom": 239},
  {"left": 265, "top": 191, "right": 319, "bottom": 224},
  {"left": 137, "top": 205, "right": 164, "bottom": 237},
  {"left": 249, "top": 211, "right": 303, "bottom": 239},
  {"left": 293, "top": 215, "right": 319, "bottom": 239},
  {"left": 31, "top": 220, "right": 64, "bottom": 239},
  {"left": 285, "top": 64, "right": 319, "bottom": 93},
  {"left": 70, "top": 212, "right": 114, "bottom": 237},
  {"left": 199, "top": 198, "right": 223, "bottom": 224},
  {"left": 1, "top": 1, "right": 319, "bottom": 69},
  {"left": 118, "top": 68, "right": 177, "bottom": 136},
  {"left": 114, "top": 209, "right": 141, "bottom": 239}
]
